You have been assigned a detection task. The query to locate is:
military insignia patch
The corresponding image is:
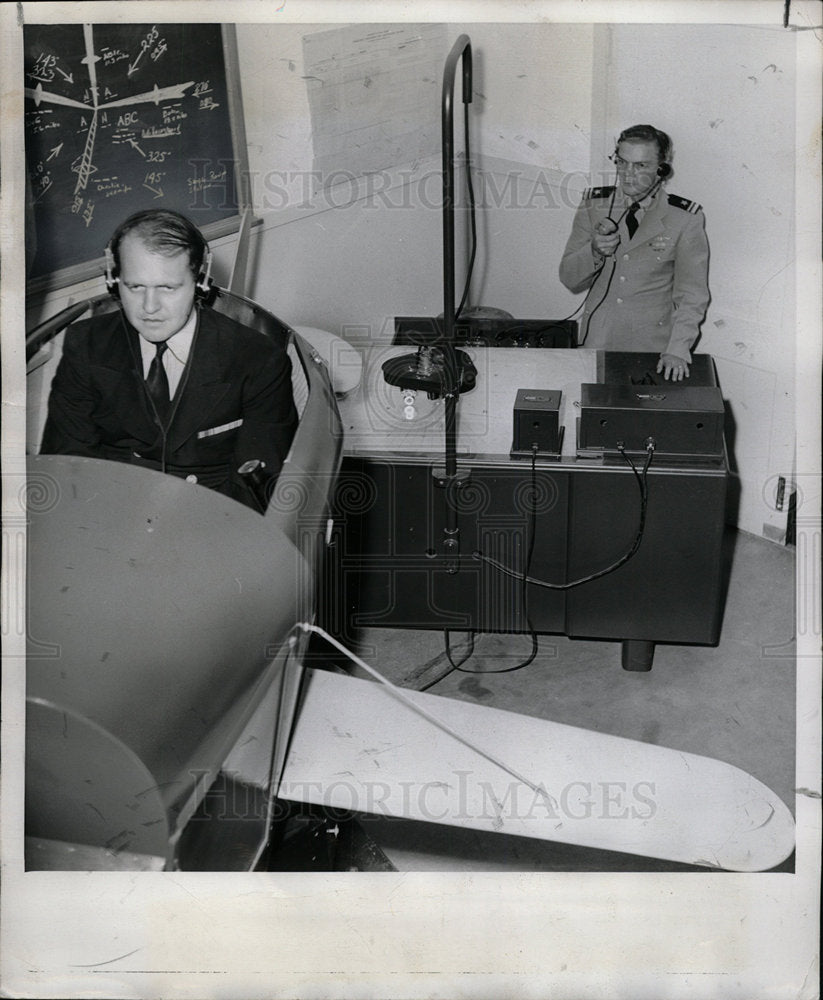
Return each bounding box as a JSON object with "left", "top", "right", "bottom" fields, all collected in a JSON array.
[
  {"left": 583, "top": 185, "right": 616, "bottom": 201},
  {"left": 667, "top": 193, "right": 702, "bottom": 214}
]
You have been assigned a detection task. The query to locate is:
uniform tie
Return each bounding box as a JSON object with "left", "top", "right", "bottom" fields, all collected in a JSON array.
[
  {"left": 626, "top": 202, "right": 640, "bottom": 239},
  {"left": 146, "top": 341, "right": 170, "bottom": 420}
]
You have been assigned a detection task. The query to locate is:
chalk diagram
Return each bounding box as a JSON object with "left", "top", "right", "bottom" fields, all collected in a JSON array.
[
  {"left": 27, "top": 24, "right": 194, "bottom": 200},
  {"left": 24, "top": 22, "right": 237, "bottom": 280}
]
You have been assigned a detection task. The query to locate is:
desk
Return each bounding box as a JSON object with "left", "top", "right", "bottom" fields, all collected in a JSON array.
[{"left": 328, "top": 349, "right": 728, "bottom": 669}]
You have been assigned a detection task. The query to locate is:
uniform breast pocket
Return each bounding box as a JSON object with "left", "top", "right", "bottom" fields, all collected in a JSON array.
[{"left": 196, "top": 418, "right": 243, "bottom": 452}]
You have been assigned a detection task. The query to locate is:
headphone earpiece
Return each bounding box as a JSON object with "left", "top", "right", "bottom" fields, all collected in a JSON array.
[
  {"left": 194, "top": 250, "right": 214, "bottom": 301},
  {"left": 657, "top": 162, "right": 672, "bottom": 179},
  {"left": 104, "top": 246, "right": 120, "bottom": 299},
  {"left": 104, "top": 243, "right": 215, "bottom": 303}
]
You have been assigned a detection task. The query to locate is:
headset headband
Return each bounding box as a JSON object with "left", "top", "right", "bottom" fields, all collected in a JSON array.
[{"left": 104, "top": 210, "right": 214, "bottom": 302}]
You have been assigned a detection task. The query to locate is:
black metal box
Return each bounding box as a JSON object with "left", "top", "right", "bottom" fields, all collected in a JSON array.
[
  {"left": 578, "top": 384, "right": 725, "bottom": 457},
  {"left": 511, "top": 388, "right": 563, "bottom": 457}
]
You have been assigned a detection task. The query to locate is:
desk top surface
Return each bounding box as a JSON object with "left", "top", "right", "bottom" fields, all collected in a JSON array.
[
  {"left": 338, "top": 346, "right": 593, "bottom": 460},
  {"left": 336, "top": 347, "right": 719, "bottom": 463}
]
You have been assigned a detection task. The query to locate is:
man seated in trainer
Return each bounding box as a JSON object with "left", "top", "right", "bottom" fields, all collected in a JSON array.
[
  {"left": 559, "top": 124, "right": 710, "bottom": 381},
  {"left": 40, "top": 208, "right": 298, "bottom": 510}
]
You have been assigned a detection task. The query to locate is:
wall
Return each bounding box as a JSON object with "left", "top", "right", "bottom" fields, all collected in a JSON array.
[{"left": 232, "top": 21, "right": 594, "bottom": 339}]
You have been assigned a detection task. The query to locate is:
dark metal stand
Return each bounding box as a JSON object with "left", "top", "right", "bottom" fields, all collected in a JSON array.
[{"left": 437, "top": 35, "right": 474, "bottom": 573}]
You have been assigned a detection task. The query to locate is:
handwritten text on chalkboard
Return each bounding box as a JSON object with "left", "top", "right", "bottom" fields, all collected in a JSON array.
[{"left": 24, "top": 23, "right": 241, "bottom": 283}]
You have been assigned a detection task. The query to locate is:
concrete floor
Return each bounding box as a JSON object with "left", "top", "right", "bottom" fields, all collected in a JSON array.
[{"left": 330, "top": 527, "right": 796, "bottom": 871}]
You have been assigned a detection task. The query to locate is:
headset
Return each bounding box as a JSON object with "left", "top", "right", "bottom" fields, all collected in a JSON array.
[
  {"left": 613, "top": 123, "right": 673, "bottom": 184},
  {"left": 104, "top": 209, "right": 215, "bottom": 303},
  {"left": 597, "top": 124, "right": 673, "bottom": 234}
]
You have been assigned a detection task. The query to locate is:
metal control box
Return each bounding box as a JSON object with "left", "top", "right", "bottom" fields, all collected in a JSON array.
[
  {"left": 511, "top": 388, "right": 563, "bottom": 458},
  {"left": 578, "top": 383, "right": 725, "bottom": 458}
]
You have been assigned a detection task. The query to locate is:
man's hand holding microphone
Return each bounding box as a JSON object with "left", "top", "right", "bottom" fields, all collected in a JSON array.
[{"left": 592, "top": 217, "right": 620, "bottom": 259}]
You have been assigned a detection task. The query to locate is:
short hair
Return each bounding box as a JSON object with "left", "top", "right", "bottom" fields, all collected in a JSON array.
[
  {"left": 108, "top": 209, "right": 208, "bottom": 278},
  {"left": 616, "top": 124, "right": 673, "bottom": 164}
]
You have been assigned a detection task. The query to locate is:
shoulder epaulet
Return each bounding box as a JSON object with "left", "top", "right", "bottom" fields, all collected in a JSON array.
[
  {"left": 667, "top": 193, "right": 702, "bottom": 214},
  {"left": 583, "top": 185, "right": 615, "bottom": 202}
]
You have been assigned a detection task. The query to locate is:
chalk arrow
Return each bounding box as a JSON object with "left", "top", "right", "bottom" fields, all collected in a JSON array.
[
  {"left": 100, "top": 81, "right": 194, "bottom": 110},
  {"left": 55, "top": 66, "right": 75, "bottom": 85},
  {"left": 47, "top": 142, "right": 64, "bottom": 161},
  {"left": 143, "top": 184, "right": 164, "bottom": 199},
  {"left": 127, "top": 48, "right": 146, "bottom": 78},
  {"left": 81, "top": 24, "right": 102, "bottom": 109},
  {"left": 26, "top": 83, "right": 90, "bottom": 111},
  {"left": 126, "top": 138, "right": 146, "bottom": 157}
]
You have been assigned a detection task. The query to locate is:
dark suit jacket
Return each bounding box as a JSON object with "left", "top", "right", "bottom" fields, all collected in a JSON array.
[{"left": 40, "top": 305, "right": 298, "bottom": 509}]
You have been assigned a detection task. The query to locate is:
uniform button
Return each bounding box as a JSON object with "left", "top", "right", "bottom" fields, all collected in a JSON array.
[
  {"left": 623, "top": 254, "right": 630, "bottom": 260},
  {"left": 616, "top": 297, "right": 624, "bottom": 304},
  {"left": 619, "top": 275, "right": 626, "bottom": 282},
  {"left": 185, "top": 474, "right": 198, "bottom": 484},
  {"left": 133, "top": 451, "right": 142, "bottom": 458}
]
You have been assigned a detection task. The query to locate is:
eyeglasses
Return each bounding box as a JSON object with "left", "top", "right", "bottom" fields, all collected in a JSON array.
[{"left": 612, "top": 156, "right": 657, "bottom": 173}]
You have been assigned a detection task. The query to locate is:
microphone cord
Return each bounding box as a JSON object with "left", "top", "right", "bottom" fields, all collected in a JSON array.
[{"left": 578, "top": 178, "right": 663, "bottom": 347}]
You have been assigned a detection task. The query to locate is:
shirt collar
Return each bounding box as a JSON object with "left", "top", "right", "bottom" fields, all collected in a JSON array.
[
  {"left": 138, "top": 306, "right": 197, "bottom": 366},
  {"left": 620, "top": 186, "right": 661, "bottom": 213}
]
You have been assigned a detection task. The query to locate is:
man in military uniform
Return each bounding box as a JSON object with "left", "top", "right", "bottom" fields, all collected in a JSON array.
[{"left": 559, "top": 124, "right": 709, "bottom": 380}]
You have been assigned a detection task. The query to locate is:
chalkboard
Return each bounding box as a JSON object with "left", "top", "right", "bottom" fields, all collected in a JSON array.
[{"left": 24, "top": 22, "right": 250, "bottom": 293}]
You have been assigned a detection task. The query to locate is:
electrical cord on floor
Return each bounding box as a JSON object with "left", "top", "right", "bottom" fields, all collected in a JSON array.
[
  {"left": 419, "top": 626, "right": 539, "bottom": 691},
  {"left": 415, "top": 443, "right": 655, "bottom": 691},
  {"left": 421, "top": 449, "right": 544, "bottom": 690},
  {"left": 475, "top": 440, "right": 655, "bottom": 590},
  {"left": 416, "top": 635, "right": 472, "bottom": 692}
]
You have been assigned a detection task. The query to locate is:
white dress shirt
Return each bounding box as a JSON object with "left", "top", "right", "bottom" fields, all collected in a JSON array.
[{"left": 138, "top": 308, "right": 197, "bottom": 399}]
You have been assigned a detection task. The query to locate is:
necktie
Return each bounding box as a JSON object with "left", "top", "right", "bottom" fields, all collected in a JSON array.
[
  {"left": 626, "top": 202, "right": 640, "bottom": 239},
  {"left": 146, "top": 341, "right": 170, "bottom": 420}
]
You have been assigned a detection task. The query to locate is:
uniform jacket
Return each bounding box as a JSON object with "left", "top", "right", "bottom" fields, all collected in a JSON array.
[
  {"left": 40, "top": 304, "right": 299, "bottom": 509},
  {"left": 559, "top": 186, "right": 710, "bottom": 361}
]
